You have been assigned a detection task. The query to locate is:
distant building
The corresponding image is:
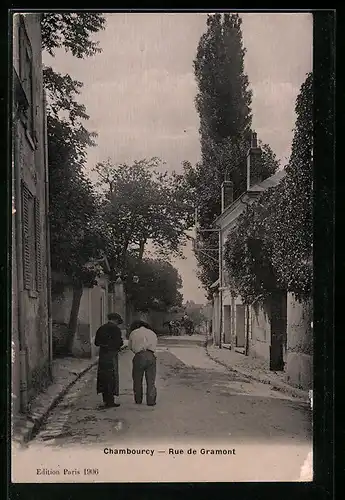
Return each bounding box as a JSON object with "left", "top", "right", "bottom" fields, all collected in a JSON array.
[
  {"left": 214, "top": 158, "right": 286, "bottom": 363},
  {"left": 12, "top": 13, "right": 52, "bottom": 415},
  {"left": 210, "top": 134, "right": 285, "bottom": 358}
]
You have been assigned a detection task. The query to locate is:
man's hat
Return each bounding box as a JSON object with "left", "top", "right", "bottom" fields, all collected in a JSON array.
[{"left": 108, "top": 312, "right": 123, "bottom": 324}]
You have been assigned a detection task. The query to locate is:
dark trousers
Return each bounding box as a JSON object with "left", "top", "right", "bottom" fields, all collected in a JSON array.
[
  {"left": 97, "top": 351, "right": 119, "bottom": 406},
  {"left": 102, "top": 392, "right": 114, "bottom": 406},
  {"left": 132, "top": 350, "right": 157, "bottom": 405}
]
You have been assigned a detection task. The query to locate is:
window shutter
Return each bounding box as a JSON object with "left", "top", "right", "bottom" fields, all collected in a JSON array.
[
  {"left": 35, "top": 197, "right": 42, "bottom": 290},
  {"left": 29, "top": 55, "right": 36, "bottom": 140},
  {"left": 18, "top": 23, "right": 25, "bottom": 80},
  {"left": 21, "top": 182, "right": 31, "bottom": 289}
]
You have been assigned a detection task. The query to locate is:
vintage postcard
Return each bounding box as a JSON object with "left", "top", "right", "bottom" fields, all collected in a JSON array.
[{"left": 11, "top": 10, "right": 316, "bottom": 483}]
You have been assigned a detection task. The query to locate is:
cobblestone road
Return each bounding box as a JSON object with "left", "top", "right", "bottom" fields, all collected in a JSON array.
[{"left": 29, "top": 347, "right": 312, "bottom": 481}]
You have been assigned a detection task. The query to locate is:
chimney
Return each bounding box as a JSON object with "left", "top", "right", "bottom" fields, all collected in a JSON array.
[
  {"left": 247, "top": 131, "right": 262, "bottom": 190},
  {"left": 221, "top": 178, "right": 233, "bottom": 212}
]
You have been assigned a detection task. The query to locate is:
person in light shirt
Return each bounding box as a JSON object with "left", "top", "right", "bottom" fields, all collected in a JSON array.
[{"left": 128, "top": 320, "right": 158, "bottom": 406}]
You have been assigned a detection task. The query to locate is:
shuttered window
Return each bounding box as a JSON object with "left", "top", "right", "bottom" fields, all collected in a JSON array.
[
  {"left": 21, "top": 181, "right": 42, "bottom": 292},
  {"left": 34, "top": 197, "right": 42, "bottom": 290},
  {"left": 22, "top": 182, "right": 31, "bottom": 289},
  {"left": 18, "top": 16, "right": 35, "bottom": 138}
]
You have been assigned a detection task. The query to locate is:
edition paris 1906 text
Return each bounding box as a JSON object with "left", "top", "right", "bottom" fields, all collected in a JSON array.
[{"left": 36, "top": 468, "right": 99, "bottom": 476}]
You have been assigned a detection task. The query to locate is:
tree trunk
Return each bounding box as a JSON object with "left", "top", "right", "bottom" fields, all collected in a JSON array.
[
  {"left": 66, "top": 283, "right": 83, "bottom": 355},
  {"left": 138, "top": 239, "right": 146, "bottom": 261}
]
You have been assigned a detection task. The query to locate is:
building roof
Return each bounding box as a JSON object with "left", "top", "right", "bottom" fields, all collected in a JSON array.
[
  {"left": 214, "top": 168, "right": 286, "bottom": 225},
  {"left": 248, "top": 168, "right": 286, "bottom": 192},
  {"left": 210, "top": 278, "right": 220, "bottom": 289}
]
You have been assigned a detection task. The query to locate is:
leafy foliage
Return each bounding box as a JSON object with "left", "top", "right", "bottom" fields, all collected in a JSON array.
[
  {"left": 194, "top": 13, "right": 252, "bottom": 147},
  {"left": 47, "top": 113, "right": 104, "bottom": 286},
  {"left": 183, "top": 300, "right": 208, "bottom": 328},
  {"left": 42, "top": 15, "right": 106, "bottom": 287},
  {"left": 93, "top": 158, "right": 195, "bottom": 273},
  {"left": 125, "top": 258, "right": 183, "bottom": 312},
  {"left": 190, "top": 13, "right": 279, "bottom": 291},
  {"left": 224, "top": 72, "right": 313, "bottom": 303},
  {"left": 41, "top": 13, "right": 106, "bottom": 58}
]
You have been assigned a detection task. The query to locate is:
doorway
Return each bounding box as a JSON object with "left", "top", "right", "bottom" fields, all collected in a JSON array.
[
  {"left": 236, "top": 304, "right": 245, "bottom": 347},
  {"left": 269, "top": 291, "right": 287, "bottom": 371},
  {"left": 223, "top": 305, "right": 232, "bottom": 344}
]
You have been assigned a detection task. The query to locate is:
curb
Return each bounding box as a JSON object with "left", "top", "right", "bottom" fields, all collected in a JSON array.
[
  {"left": 158, "top": 340, "right": 206, "bottom": 348},
  {"left": 16, "top": 348, "right": 131, "bottom": 444},
  {"left": 13, "top": 359, "right": 98, "bottom": 446},
  {"left": 205, "top": 346, "right": 309, "bottom": 402}
]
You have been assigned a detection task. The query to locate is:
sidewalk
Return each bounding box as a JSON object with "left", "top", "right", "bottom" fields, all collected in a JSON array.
[
  {"left": 158, "top": 334, "right": 207, "bottom": 347},
  {"left": 206, "top": 344, "right": 309, "bottom": 402},
  {"left": 12, "top": 356, "right": 98, "bottom": 445},
  {"left": 11, "top": 350, "right": 131, "bottom": 445}
]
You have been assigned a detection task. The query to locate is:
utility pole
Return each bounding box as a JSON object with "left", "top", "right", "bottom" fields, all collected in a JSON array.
[
  {"left": 245, "top": 303, "right": 250, "bottom": 356},
  {"left": 192, "top": 207, "right": 220, "bottom": 346}
]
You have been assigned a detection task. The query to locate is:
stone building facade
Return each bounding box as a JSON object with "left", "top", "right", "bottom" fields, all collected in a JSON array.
[
  {"left": 208, "top": 134, "right": 313, "bottom": 389},
  {"left": 211, "top": 135, "right": 286, "bottom": 363},
  {"left": 12, "top": 13, "right": 52, "bottom": 415}
]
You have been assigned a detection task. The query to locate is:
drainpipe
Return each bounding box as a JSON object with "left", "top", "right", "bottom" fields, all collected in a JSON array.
[
  {"left": 218, "top": 227, "right": 223, "bottom": 349},
  {"left": 13, "top": 109, "right": 29, "bottom": 413},
  {"left": 43, "top": 89, "right": 53, "bottom": 381},
  {"left": 245, "top": 302, "right": 250, "bottom": 356},
  {"left": 239, "top": 194, "right": 251, "bottom": 356}
]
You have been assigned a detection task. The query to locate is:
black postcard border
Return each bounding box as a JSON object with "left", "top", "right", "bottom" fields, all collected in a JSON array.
[{"left": 2, "top": 7, "right": 337, "bottom": 500}]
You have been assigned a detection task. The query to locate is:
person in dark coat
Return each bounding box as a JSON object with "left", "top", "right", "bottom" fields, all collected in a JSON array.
[{"left": 94, "top": 312, "right": 124, "bottom": 408}]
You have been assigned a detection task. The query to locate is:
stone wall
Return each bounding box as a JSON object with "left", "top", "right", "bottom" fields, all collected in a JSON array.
[
  {"left": 51, "top": 276, "right": 109, "bottom": 358},
  {"left": 52, "top": 286, "right": 73, "bottom": 324},
  {"left": 51, "top": 284, "right": 72, "bottom": 356},
  {"left": 212, "top": 293, "right": 220, "bottom": 346},
  {"left": 12, "top": 14, "right": 51, "bottom": 408},
  {"left": 72, "top": 288, "right": 91, "bottom": 358},
  {"left": 286, "top": 294, "right": 313, "bottom": 390},
  {"left": 250, "top": 302, "right": 271, "bottom": 362},
  {"left": 12, "top": 201, "right": 20, "bottom": 415},
  {"left": 90, "top": 276, "right": 108, "bottom": 356}
]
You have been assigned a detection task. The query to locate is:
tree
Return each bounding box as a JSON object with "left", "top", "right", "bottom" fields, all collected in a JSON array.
[
  {"left": 269, "top": 72, "right": 313, "bottom": 299},
  {"left": 183, "top": 301, "right": 207, "bottom": 329},
  {"left": 47, "top": 100, "right": 106, "bottom": 353},
  {"left": 223, "top": 186, "right": 282, "bottom": 304},
  {"left": 41, "top": 13, "right": 106, "bottom": 58},
  {"left": 224, "top": 72, "right": 313, "bottom": 303},
  {"left": 190, "top": 13, "right": 278, "bottom": 291},
  {"left": 194, "top": 14, "right": 252, "bottom": 146},
  {"left": 125, "top": 258, "right": 183, "bottom": 313},
  {"left": 93, "top": 158, "right": 195, "bottom": 274},
  {"left": 42, "top": 14, "right": 106, "bottom": 352}
]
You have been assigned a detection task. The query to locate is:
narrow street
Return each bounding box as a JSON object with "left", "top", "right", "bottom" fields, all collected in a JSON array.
[
  {"left": 11, "top": 11, "right": 323, "bottom": 487},
  {"left": 29, "top": 342, "right": 312, "bottom": 481}
]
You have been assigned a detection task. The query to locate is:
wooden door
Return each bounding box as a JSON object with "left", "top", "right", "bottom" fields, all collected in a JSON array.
[{"left": 236, "top": 304, "right": 245, "bottom": 347}]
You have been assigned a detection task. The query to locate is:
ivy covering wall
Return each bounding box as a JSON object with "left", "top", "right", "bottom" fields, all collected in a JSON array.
[{"left": 224, "top": 72, "right": 313, "bottom": 304}]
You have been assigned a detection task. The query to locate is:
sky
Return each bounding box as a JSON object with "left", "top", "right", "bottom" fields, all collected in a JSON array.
[{"left": 43, "top": 12, "right": 313, "bottom": 305}]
